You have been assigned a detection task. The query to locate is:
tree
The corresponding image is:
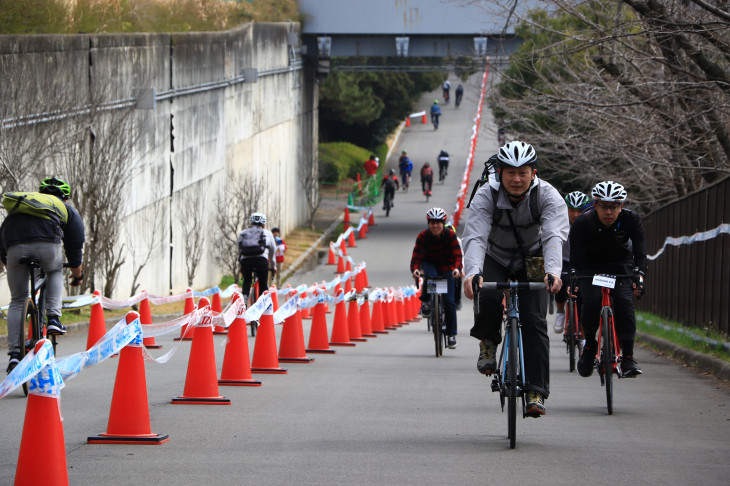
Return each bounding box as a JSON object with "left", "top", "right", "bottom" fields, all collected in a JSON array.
[
  {"left": 177, "top": 195, "right": 206, "bottom": 288},
  {"left": 124, "top": 202, "right": 165, "bottom": 297}
]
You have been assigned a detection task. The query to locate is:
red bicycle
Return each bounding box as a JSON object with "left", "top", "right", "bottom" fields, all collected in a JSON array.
[{"left": 563, "top": 271, "right": 584, "bottom": 372}]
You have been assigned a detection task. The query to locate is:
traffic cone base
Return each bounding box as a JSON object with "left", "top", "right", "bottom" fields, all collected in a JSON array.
[
  {"left": 330, "top": 342, "right": 356, "bottom": 347},
  {"left": 218, "top": 378, "right": 262, "bottom": 386},
  {"left": 171, "top": 396, "right": 231, "bottom": 404},
  {"left": 88, "top": 433, "right": 169, "bottom": 445},
  {"left": 278, "top": 357, "right": 315, "bottom": 363},
  {"left": 307, "top": 348, "right": 337, "bottom": 354}
]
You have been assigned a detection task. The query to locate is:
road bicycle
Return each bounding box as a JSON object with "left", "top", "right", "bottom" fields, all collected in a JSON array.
[
  {"left": 400, "top": 171, "right": 410, "bottom": 192},
  {"left": 16, "top": 258, "right": 71, "bottom": 396},
  {"left": 454, "top": 91, "right": 463, "bottom": 108},
  {"left": 431, "top": 114, "right": 439, "bottom": 130},
  {"left": 240, "top": 270, "right": 260, "bottom": 336},
  {"left": 438, "top": 160, "right": 448, "bottom": 183},
  {"left": 422, "top": 178, "right": 432, "bottom": 202},
  {"left": 383, "top": 191, "right": 394, "bottom": 217},
  {"left": 419, "top": 273, "right": 451, "bottom": 357},
  {"left": 563, "top": 270, "right": 584, "bottom": 372},
  {"left": 573, "top": 271, "right": 641, "bottom": 415},
  {"left": 474, "top": 278, "right": 547, "bottom": 449}
]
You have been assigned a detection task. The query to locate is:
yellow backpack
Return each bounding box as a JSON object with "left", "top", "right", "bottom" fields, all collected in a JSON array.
[{"left": 2, "top": 192, "right": 68, "bottom": 225}]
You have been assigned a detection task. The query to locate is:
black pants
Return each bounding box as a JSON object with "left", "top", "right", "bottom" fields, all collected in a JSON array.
[
  {"left": 470, "top": 253, "right": 550, "bottom": 397},
  {"left": 241, "top": 256, "right": 269, "bottom": 301},
  {"left": 579, "top": 279, "right": 635, "bottom": 351}
]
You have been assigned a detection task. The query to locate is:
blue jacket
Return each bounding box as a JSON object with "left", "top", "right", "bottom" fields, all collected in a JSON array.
[{"left": 430, "top": 104, "right": 441, "bottom": 115}]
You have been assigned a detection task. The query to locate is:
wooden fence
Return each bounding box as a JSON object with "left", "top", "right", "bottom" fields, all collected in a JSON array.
[{"left": 639, "top": 176, "right": 730, "bottom": 334}]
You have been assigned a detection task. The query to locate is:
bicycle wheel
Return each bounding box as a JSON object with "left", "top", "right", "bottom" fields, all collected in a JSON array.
[
  {"left": 385, "top": 196, "right": 391, "bottom": 217},
  {"left": 601, "top": 307, "right": 614, "bottom": 415},
  {"left": 567, "top": 302, "right": 576, "bottom": 372},
  {"left": 20, "top": 298, "right": 38, "bottom": 397},
  {"left": 507, "top": 316, "right": 518, "bottom": 449},
  {"left": 433, "top": 295, "right": 442, "bottom": 357}
]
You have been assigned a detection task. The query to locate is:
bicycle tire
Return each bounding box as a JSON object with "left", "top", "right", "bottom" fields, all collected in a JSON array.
[
  {"left": 601, "top": 307, "right": 614, "bottom": 415},
  {"left": 433, "top": 295, "right": 442, "bottom": 357},
  {"left": 20, "top": 298, "right": 38, "bottom": 397},
  {"left": 508, "top": 316, "right": 518, "bottom": 449},
  {"left": 567, "top": 302, "right": 576, "bottom": 372},
  {"left": 385, "top": 197, "right": 391, "bottom": 217}
]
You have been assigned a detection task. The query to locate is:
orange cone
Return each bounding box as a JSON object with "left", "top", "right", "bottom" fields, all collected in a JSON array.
[
  {"left": 348, "top": 229, "right": 357, "bottom": 247},
  {"left": 329, "top": 290, "right": 355, "bottom": 347},
  {"left": 344, "top": 207, "right": 350, "bottom": 229},
  {"left": 396, "top": 296, "right": 407, "bottom": 325},
  {"left": 139, "top": 294, "right": 163, "bottom": 349},
  {"left": 300, "top": 291, "right": 311, "bottom": 319},
  {"left": 86, "top": 290, "right": 106, "bottom": 350},
  {"left": 344, "top": 275, "right": 353, "bottom": 293},
  {"left": 359, "top": 298, "right": 376, "bottom": 338},
  {"left": 345, "top": 258, "right": 352, "bottom": 273},
  {"left": 306, "top": 301, "right": 336, "bottom": 354},
  {"left": 15, "top": 343, "right": 69, "bottom": 485},
  {"left": 340, "top": 237, "right": 347, "bottom": 255},
  {"left": 250, "top": 294, "right": 288, "bottom": 373},
  {"left": 385, "top": 296, "right": 399, "bottom": 330},
  {"left": 212, "top": 290, "right": 227, "bottom": 335},
  {"left": 327, "top": 244, "right": 336, "bottom": 265},
  {"left": 368, "top": 209, "right": 376, "bottom": 227},
  {"left": 278, "top": 303, "right": 315, "bottom": 363},
  {"left": 363, "top": 266, "right": 370, "bottom": 287},
  {"left": 174, "top": 288, "right": 195, "bottom": 341},
  {"left": 219, "top": 294, "right": 261, "bottom": 386},
  {"left": 371, "top": 299, "right": 388, "bottom": 334},
  {"left": 422, "top": 113, "right": 427, "bottom": 124},
  {"left": 347, "top": 298, "right": 367, "bottom": 341},
  {"left": 89, "top": 312, "right": 170, "bottom": 443},
  {"left": 354, "top": 271, "right": 364, "bottom": 293},
  {"left": 172, "top": 297, "right": 231, "bottom": 404},
  {"left": 358, "top": 221, "right": 367, "bottom": 239},
  {"left": 270, "top": 287, "right": 280, "bottom": 312},
  {"left": 336, "top": 253, "right": 345, "bottom": 274},
  {"left": 405, "top": 116, "right": 411, "bottom": 127}
]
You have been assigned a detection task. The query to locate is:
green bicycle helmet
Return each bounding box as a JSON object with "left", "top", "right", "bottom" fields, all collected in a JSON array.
[
  {"left": 565, "top": 191, "right": 589, "bottom": 209},
  {"left": 39, "top": 177, "right": 71, "bottom": 200}
]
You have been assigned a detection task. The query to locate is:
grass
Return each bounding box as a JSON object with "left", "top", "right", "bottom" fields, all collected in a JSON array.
[{"left": 637, "top": 311, "right": 730, "bottom": 363}]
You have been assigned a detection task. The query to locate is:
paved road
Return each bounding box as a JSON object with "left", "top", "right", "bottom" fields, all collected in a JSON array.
[{"left": 1, "top": 76, "right": 729, "bottom": 486}]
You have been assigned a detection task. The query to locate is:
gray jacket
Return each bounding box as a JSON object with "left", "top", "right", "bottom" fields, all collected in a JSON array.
[{"left": 462, "top": 178, "right": 569, "bottom": 277}]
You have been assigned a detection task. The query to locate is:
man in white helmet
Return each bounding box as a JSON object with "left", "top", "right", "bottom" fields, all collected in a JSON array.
[
  {"left": 462, "top": 141, "right": 569, "bottom": 417},
  {"left": 238, "top": 213, "right": 277, "bottom": 304}
]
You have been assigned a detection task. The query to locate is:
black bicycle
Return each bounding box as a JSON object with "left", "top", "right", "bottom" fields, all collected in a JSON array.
[
  {"left": 418, "top": 273, "right": 450, "bottom": 357},
  {"left": 563, "top": 270, "right": 584, "bottom": 372},
  {"left": 383, "top": 191, "right": 394, "bottom": 217}
]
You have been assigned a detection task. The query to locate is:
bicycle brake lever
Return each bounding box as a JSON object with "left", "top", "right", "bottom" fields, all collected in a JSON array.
[{"left": 472, "top": 274, "right": 481, "bottom": 316}]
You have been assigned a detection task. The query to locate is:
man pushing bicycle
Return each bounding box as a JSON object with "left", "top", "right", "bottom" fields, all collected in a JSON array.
[{"left": 462, "top": 141, "right": 568, "bottom": 417}]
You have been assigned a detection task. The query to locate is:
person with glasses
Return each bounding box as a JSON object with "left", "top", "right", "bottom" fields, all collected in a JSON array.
[{"left": 570, "top": 181, "right": 647, "bottom": 378}]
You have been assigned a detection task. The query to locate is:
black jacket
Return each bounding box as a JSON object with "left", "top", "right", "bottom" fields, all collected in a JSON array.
[
  {"left": 0, "top": 202, "right": 85, "bottom": 267},
  {"left": 569, "top": 208, "right": 646, "bottom": 275}
]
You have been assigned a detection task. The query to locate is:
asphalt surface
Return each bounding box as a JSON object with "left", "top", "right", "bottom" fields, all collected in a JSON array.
[{"left": 1, "top": 77, "right": 729, "bottom": 486}]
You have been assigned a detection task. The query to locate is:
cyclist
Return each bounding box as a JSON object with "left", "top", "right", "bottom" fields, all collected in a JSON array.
[
  {"left": 455, "top": 84, "right": 464, "bottom": 107},
  {"left": 1, "top": 177, "right": 85, "bottom": 373},
  {"left": 442, "top": 80, "right": 451, "bottom": 103},
  {"left": 398, "top": 152, "right": 413, "bottom": 191},
  {"left": 363, "top": 154, "right": 379, "bottom": 177},
  {"left": 462, "top": 141, "right": 569, "bottom": 417},
  {"left": 238, "top": 213, "right": 277, "bottom": 303},
  {"left": 553, "top": 191, "right": 591, "bottom": 333},
  {"left": 420, "top": 162, "right": 434, "bottom": 196},
  {"left": 430, "top": 100, "right": 441, "bottom": 129},
  {"left": 380, "top": 169, "right": 400, "bottom": 209},
  {"left": 410, "top": 208, "right": 463, "bottom": 349},
  {"left": 437, "top": 150, "right": 450, "bottom": 181},
  {"left": 497, "top": 123, "right": 506, "bottom": 146},
  {"left": 571, "top": 181, "right": 646, "bottom": 378}
]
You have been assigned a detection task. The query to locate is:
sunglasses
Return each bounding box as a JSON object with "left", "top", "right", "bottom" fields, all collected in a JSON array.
[{"left": 595, "top": 202, "right": 622, "bottom": 212}]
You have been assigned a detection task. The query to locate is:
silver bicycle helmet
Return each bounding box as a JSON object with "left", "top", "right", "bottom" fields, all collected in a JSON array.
[
  {"left": 565, "top": 191, "right": 589, "bottom": 209},
  {"left": 425, "top": 207, "right": 447, "bottom": 222},
  {"left": 250, "top": 213, "right": 267, "bottom": 225},
  {"left": 591, "top": 181, "right": 627, "bottom": 202},
  {"left": 497, "top": 141, "right": 537, "bottom": 168}
]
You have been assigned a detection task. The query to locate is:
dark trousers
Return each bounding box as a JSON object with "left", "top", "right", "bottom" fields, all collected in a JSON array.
[
  {"left": 579, "top": 279, "right": 636, "bottom": 351},
  {"left": 420, "top": 262, "right": 457, "bottom": 336},
  {"left": 241, "top": 256, "right": 269, "bottom": 301},
  {"left": 470, "top": 253, "right": 550, "bottom": 397}
]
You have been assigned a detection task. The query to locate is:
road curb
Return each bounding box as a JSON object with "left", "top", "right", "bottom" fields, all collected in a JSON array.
[{"left": 637, "top": 331, "right": 730, "bottom": 381}]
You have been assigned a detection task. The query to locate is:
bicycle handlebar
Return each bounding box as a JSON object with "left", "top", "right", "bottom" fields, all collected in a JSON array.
[{"left": 472, "top": 276, "right": 548, "bottom": 316}]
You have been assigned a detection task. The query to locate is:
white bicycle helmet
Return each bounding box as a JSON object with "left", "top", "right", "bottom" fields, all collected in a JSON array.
[
  {"left": 591, "top": 181, "right": 627, "bottom": 202},
  {"left": 497, "top": 141, "right": 537, "bottom": 168},
  {"left": 426, "top": 207, "right": 447, "bottom": 222},
  {"left": 565, "top": 191, "right": 589, "bottom": 209},
  {"left": 250, "top": 213, "right": 267, "bottom": 225}
]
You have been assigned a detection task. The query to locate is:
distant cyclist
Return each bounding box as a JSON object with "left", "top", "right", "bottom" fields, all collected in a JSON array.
[
  {"left": 380, "top": 169, "right": 400, "bottom": 209},
  {"left": 430, "top": 101, "right": 441, "bottom": 129},
  {"left": 1, "top": 177, "right": 85, "bottom": 373},
  {"left": 238, "top": 213, "right": 277, "bottom": 303},
  {"left": 398, "top": 152, "right": 413, "bottom": 191},
  {"left": 571, "top": 181, "right": 646, "bottom": 378},
  {"left": 442, "top": 80, "right": 451, "bottom": 103},
  {"left": 497, "top": 124, "right": 506, "bottom": 146},
  {"left": 437, "top": 150, "right": 450, "bottom": 181},
  {"left": 420, "top": 162, "right": 434, "bottom": 196},
  {"left": 410, "top": 208, "right": 463, "bottom": 349},
  {"left": 455, "top": 84, "right": 464, "bottom": 107}
]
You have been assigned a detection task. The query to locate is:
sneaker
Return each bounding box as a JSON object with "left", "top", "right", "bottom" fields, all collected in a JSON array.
[
  {"left": 553, "top": 312, "right": 565, "bottom": 333},
  {"left": 525, "top": 391, "right": 546, "bottom": 417},
  {"left": 46, "top": 317, "right": 67, "bottom": 336},
  {"left": 477, "top": 339, "right": 497, "bottom": 375},
  {"left": 420, "top": 302, "right": 431, "bottom": 317},
  {"left": 577, "top": 347, "right": 595, "bottom": 377},
  {"left": 6, "top": 352, "right": 21, "bottom": 374},
  {"left": 447, "top": 336, "right": 457, "bottom": 349},
  {"left": 621, "top": 356, "right": 643, "bottom": 377}
]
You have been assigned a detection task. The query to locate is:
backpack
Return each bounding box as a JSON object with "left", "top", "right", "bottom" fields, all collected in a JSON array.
[
  {"left": 2, "top": 192, "right": 68, "bottom": 225},
  {"left": 238, "top": 226, "right": 267, "bottom": 257},
  {"left": 383, "top": 176, "right": 397, "bottom": 190}
]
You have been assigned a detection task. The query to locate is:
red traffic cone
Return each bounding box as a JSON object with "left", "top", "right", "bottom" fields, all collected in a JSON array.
[
  {"left": 385, "top": 296, "right": 399, "bottom": 330},
  {"left": 89, "top": 312, "right": 170, "bottom": 444},
  {"left": 306, "top": 301, "right": 336, "bottom": 354},
  {"left": 300, "top": 291, "right": 311, "bottom": 319},
  {"left": 330, "top": 290, "right": 355, "bottom": 347},
  {"left": 15, "top": 343, "right": 69, "bottom": 485},
  {"left": 354, "top": 272, "right": 364, "bottom": 293},
  {"left": 212, "top": 290, "right": 227, "bottom": 335},
  {"left": 344, "top": 275, "right": 353, "bottom": 293},
  {"left": 219, "top": 293, "right": 261, "bottom": 386},
  {"left": 270, "top": 287, "right": 280, "bottom": 312},
  {"left": 340, "top": 237, "right": 347, "bottom": 255},
  {"left": 139, "top": 294, "right": 163, "bottom": 349},
  {"left": 174, "top": 288, "right": 195, "bottom": 341},
  {"left": 358, "top": 221, "right": 367, "bottom": 239},
  {"left": 348, "top": 298, "right": 367, "bottom": 341},
  {"left": 359, "top": 298, "right": 376, "bottom": 338},
  {"left": 409, "top": 294, "right": 421, "bottom": 322},
  {"left": 421, "top": 113, "right": 427, "bottom": 124},
  {"left": 251, "top": 295, "right": 288, "bottom": 373},
  {"left": 344, "top": 207, "right": 351, "bottom": 229},
  {"left": 345, "top": 258, "right": 352, "bottom": 273},
  {"left": 86, "top": 290, "right": 106, "bottom": 350},
  {"left": 363, "top": 266, "right": 370, "bottom": 288},
  {"left": 172, "top": 297, "right": 231, "bottom": 404},
  {"left": 368, "top": 209, "right": 376, "bottom": 227},
  {"left": 371, "top": 299, "right": 388, "bottom": 334},
  {"left": 336, "top": 253, "right": 345, "bottom": 274},
  {"left": 348, "top": 229, "right": 357, "bottom": 248},
  {"left": 405, "top": 116, "right": 411, "bottom": 127},
  {"left": 327, "top": 243, "right": 336, "bottom": 265},
  {"left": 279, "top": 305, "right": 314, "bottom": 363}
]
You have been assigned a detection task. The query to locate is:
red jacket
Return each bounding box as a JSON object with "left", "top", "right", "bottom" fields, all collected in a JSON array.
[{"left": 364, "top": 158, "right": 379, "bottom": 176}]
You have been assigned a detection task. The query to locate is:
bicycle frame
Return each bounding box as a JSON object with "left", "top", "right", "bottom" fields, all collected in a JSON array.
[
  {"left": 595, "top": 286, "right": 622, "bottom": 380},
  {"left": 492, "top": 284, "right": 526, "bottom": 405}
]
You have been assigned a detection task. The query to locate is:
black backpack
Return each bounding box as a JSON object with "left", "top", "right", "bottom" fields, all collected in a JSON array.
[{"left": 238, "top": 226, "right": 267, "bottom": 257}]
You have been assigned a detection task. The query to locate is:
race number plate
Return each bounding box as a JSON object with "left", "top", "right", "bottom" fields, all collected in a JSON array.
[
  {"left": 427, "top": 279, "right": 448, "bottom": 294},
  {"left": 592, "top": 275, "right": 616, "bottom": 289}
]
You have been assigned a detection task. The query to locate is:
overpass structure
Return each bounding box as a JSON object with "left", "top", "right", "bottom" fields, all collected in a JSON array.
[{"left": 298, "top": 0, "right": 539, "bottom": 71}]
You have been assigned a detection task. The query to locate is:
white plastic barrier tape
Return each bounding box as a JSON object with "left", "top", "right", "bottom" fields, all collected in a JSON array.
[{"left": 647, "top": 223, "right": 730, "bottom": 260}]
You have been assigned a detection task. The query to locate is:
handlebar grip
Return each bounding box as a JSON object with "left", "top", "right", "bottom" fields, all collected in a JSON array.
[
  {"left": 547, "top": 275, "right": 555, "bottom": 314},
  {"left": 472, "top": 276, "right": 481, "bottom": 316}
]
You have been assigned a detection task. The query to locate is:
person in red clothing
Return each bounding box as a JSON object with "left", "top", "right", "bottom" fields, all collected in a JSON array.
[
  {"left": 363, "top": 154, "right": 379, "bottom": 177},
  {"left": 410, "top": 207, "right": 463, "bottom": 348},
  {"left": 420, "top": 162, "right": 434, "bottom": 195}
]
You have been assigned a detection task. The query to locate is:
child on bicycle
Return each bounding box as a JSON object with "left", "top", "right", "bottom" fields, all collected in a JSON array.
[
  {"left": 570, "top": 181, "right": 646, "bottom": 378},
  {"left": 461, "top": 142, "right": 568, "bottom": 417},
  {"left": 1, "top": 177, "right": 85, "bottom": 373},
  {"left": 410, "top": 208, "right": 462, "bottom": 349}
]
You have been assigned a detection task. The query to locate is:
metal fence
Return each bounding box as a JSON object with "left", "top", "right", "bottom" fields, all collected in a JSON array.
[{"left": 639, "top": 175, "right": 730, "bottom": 335}]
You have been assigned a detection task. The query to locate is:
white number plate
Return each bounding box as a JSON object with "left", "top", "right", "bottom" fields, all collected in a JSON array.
[
  {"left": 592, "top": 275, "right": 616, "bottom": 289},
  {"left": 427, "top": 279, "right": 448, "bottom": 294}
]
